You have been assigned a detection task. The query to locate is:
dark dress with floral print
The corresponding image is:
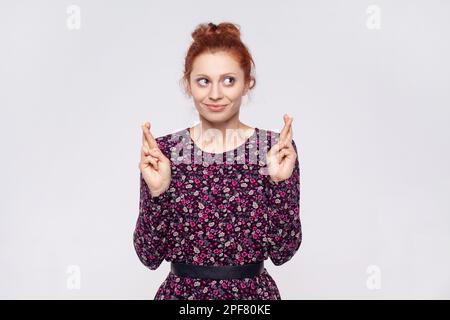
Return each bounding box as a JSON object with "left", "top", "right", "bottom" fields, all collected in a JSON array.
[{"left": 133, "top": 127, "right": 301, "bottom": 300}]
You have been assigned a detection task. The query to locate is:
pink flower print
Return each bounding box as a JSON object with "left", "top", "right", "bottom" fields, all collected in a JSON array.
[{"left": 144, "top": 129, "right": 302, "bottom": 300}]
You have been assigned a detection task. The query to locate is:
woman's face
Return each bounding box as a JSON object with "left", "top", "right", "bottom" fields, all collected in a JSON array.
[{"left": 188, "top": 51, "right": 249, "bottom": 123}]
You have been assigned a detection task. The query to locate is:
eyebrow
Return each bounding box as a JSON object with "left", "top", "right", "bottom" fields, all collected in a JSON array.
[{"left": 194, "top": 73, "right": 237, "bottom": 77}]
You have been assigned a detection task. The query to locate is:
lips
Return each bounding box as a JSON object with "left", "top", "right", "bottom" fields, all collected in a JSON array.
[{"left": 204, "top": 103, "right": 228, "bottom": 111}]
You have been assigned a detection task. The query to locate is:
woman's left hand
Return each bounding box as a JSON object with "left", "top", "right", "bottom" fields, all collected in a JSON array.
[{"left": 266, "top": 114, "right": 297, "bottom": 183}]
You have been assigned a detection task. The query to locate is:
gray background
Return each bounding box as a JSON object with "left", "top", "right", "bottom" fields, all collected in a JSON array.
[{"left": 1, "top": 0, "right": 449, "bottom": 299}]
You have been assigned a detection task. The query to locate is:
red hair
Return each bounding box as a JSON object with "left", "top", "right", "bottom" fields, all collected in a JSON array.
[{"left": 181, "top": 22, "right": 256, "bottom": 95}]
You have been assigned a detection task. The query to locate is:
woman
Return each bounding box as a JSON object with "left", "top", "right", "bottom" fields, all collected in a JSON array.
[{"left": 133, "top": 22, "right": 302, "bottom": 300}]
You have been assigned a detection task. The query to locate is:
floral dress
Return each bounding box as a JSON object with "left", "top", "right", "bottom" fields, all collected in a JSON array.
[{"left": 133, "top": 127, "right": 302, "bottom": 300}]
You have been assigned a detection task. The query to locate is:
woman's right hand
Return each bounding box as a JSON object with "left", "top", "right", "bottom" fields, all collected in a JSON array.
[{"left": 139, "top": 122, "right": 172, "bottom": 197}]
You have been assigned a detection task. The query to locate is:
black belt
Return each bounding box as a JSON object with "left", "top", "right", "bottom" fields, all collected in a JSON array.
[{"left": 170, "top": 261, "right": 264, "bottom": 280}]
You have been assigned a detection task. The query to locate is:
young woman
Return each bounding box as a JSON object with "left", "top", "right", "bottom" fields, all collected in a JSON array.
[{"left": 134, "top": 22, "right": 302, "bottom": 300}]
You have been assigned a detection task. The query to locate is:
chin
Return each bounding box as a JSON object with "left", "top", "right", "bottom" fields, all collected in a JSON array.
[{"left": 200, "top": 113, "right": 230, "bottom": 122}]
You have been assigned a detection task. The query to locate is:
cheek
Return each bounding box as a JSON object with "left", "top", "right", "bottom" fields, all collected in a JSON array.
[
  {"left": 190, "top": 84, "right": 244, "bottom": 104},
  {"left": 192, "top": 87, "right": 210, "bottom": 100},
  {"left": 225, "top": 84, "right": 246, "bottom": 98},
  {"left": 225, "top": 89, "right": 244, "bottom": 104}
]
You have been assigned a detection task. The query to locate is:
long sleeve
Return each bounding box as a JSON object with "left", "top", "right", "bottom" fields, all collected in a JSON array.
[
  {"left": 133, "top": 172, "right": 173, "bottom": 270},
  {"left": 266, "top": 139, "right": 302, "bottom": 266}
]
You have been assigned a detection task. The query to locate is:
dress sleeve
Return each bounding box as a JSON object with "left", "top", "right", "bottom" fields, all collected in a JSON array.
[
  {"left": 133, "top": 172, "right": 173, "bottom": 270},
  {"left": 266, "top": 139, "right": 302, "bottom": 266}
]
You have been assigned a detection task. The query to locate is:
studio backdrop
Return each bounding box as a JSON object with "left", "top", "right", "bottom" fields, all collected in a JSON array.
[{"left": 1, "top": 0, "right": 449, "bottom": 299}]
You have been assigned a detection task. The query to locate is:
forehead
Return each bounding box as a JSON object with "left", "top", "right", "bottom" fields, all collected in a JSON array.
[{"left": 191, "top": 51, "right": 243, "bottom": 77}]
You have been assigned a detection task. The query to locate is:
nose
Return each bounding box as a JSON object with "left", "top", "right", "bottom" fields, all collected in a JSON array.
[{"left": 208, "top": 82, "right": 223, "bottom": 101}]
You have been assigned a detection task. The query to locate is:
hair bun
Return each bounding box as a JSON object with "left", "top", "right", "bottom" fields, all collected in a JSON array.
[
  {"left": 191, "top": 22, "right": 241, "bottom": 42},
  {"left": 208, "top": 22, "right": 218, "bottom": 31}
]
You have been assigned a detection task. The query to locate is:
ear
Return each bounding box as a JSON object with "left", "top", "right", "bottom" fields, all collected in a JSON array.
[
  {"left": 242, "top": 81, "right": 250, "bottom": 96},
  {"left": 183, "top": 78, "right": 192, "bottom": 97},
  {"left": 243, "top": 77, "right": 255, "bottom": 96}
]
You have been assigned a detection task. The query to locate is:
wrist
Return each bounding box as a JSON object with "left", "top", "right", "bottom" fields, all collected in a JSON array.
[
  {"left": 149, "top": 180, "right": 172, "bottom": 199},
  {"left": 269, "top": 176, "right": 284, "bottom": 184},
  {"left": 150, "top": 186, "right": 169, "bottom": 198}
]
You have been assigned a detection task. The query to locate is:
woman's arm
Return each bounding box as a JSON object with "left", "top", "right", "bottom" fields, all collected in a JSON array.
[
  {"left": 133, "top": 172, "right": 173, "bottom": 270},
  {"left": 266, "top": 139, "right": 302, "bottom": 266}
]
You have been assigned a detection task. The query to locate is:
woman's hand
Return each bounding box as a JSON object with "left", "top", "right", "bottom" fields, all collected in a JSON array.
[
  {"left": 266, "top": 114, "right": 297, "bottom": 183},
  {"left": 139, "top": 122, "right": 172, "bottom": 197}
]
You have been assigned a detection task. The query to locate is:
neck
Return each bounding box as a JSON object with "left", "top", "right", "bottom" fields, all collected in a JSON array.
[
  {"left": 190, "top": 112, "right": 252, "bottom": 152},
  {"left": 198, "top": 112, "right": 242, "bottom": 135}
]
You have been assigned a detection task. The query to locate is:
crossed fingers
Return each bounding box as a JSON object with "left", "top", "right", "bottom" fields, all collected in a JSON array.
[{"left": 278, "top": 114, "right": 293, "bottom": 149}]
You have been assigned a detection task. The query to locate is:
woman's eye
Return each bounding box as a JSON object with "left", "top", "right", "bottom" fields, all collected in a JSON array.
[
  {"left": 196, "top": 77, "right": 235, "bottom": 87},
  {"left": 223, "top": 77, "right": 235, "bottom": 86},
  {"left": 197, "top": 78, "right": 209, "bottom": 86}
]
